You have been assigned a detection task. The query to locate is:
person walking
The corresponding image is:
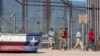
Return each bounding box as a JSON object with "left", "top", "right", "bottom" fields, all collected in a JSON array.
[
  {"left": 63, "top": 28, "right": 68, "bottom": 50},
  {"left": 73, "top": 28, "right": 84, "bottom": 50},
  {"left": 48, "top": 28, "right": 55, "bottom": 49},
  {"left": 86, "top": 29, "right": 96, "bottom": 51},
  {"left": 58, "top": 28, "right": 64, "bottom": 50}
]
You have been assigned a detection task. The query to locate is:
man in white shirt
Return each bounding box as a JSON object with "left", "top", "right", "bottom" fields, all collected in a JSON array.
[
  {"left": 48, "top": 28, "right": 55, "bottom": 49},
  {"left": 73, "top": 28, "right": 83, "bottom": 50}
]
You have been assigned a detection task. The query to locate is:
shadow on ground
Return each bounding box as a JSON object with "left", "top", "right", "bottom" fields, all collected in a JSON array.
[{"left": 0, "top": 51, "right": 45, "bottom": 54}]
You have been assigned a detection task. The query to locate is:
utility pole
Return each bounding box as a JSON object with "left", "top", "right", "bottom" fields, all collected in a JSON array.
[
  {"left": 69, "top": 3, "right": 73, "bottom": 49},
  {"left": 46, "top": 0, "right": 50, "bottom": 33},
  {"left": 21, "top": 0, "right": 25, "bottom": 33}
]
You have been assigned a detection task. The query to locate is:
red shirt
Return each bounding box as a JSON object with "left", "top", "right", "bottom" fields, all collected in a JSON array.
[
  {"left": 63, "top": 30, "right": 67, "bottom": 38},
  {"left": 88, "top": 31, "right": 95, "bottom": 41}
]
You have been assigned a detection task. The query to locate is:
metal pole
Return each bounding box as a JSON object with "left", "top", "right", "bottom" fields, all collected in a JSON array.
[
  {"left": 54, "top": 9, "right": 57, "bottom": 49},
  {"left": 14, "top": 14, "right": 16, "bottom": 33},
  {"left": 10, "top": 16, "right": 12, "bottom": 33},
  {"left": 82, "top": 24, "right": 84, "bottom": 44},
  {"left": 46, "top": 0, "right": 50, "bottom": 33},
  {"left": 21, "top": 0, "right": 25, "bottom": 33},
  {"left": 39, "top": 0, "right": 41, "bottom": 33},
  {"left": 92, "top": 5, "right": 95, "bottom": 29},
  {"left": 25, "top": 0, "right": 28, "bottom": 33},
  {"left": 69, "top": 3, "right": 73, "bottom": 49},
  {"left": 67, "top": 15, "right": 70, "bottom": 50}
]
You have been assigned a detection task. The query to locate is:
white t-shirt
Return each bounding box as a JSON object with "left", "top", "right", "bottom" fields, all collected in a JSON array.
[
  {"left": 76, "top": 31, "right": 81, "bottom": 38},
  {"left": 48, "top": 31, "right": 55, "bottom": 37}
]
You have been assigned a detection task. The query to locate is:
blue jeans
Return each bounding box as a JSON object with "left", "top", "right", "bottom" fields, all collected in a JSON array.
[{"left": 86, "top": 41, "right": 96, "bottom": 51}]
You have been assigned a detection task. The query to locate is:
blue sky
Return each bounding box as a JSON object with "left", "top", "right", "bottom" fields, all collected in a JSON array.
[{"left": 70, "top": 0, "right": 86, "bottom": 2}]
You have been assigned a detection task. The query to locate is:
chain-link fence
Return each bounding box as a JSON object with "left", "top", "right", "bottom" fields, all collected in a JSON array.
[
  {"left": 0, "top": 8, "right": 87, "bottom": 49},
  {"left": 0, "top": 0, "right": 100, "bottom": 50}
]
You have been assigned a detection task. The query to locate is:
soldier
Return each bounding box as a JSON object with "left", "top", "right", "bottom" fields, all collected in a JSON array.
[{"left": 58, "top": 28, "right": 64, "bottom": 50}]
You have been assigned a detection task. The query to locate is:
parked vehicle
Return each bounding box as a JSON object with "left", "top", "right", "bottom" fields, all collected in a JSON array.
[{"left": 0, "top": 33, "right": 41, "bottom": 52}]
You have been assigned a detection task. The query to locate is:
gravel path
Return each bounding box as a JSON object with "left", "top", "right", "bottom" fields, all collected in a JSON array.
[{"left": 0, "top": 49, "right": 100, "bottom": 56}]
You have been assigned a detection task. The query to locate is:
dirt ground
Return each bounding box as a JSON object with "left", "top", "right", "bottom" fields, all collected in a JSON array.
[{"left": 0, "top": 49, "right": 100, "bottom": 56}]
